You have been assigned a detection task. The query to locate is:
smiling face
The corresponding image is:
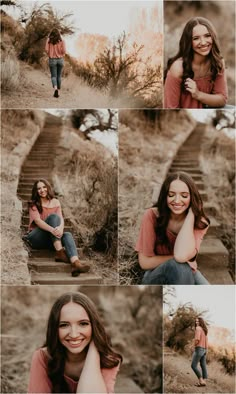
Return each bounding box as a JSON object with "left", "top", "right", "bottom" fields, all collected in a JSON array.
[
  {"left": 167, "top": 179, "right": 191, "bottom": 215},
  {"left": 192, "top": 24, "right": 213, "bottom": 57},
  {"left": 37, "top": 181, "right": 48, "bottom": 199},
  {"left": 58, "top": 302, "right": 92, "bottom": 356},
  {"left": 195, "top": 318, "right": 200, "bottom": 326}
]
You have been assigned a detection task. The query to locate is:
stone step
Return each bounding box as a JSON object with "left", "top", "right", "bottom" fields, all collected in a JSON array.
[
  {"left": 172, "top": 161, "right": 199, "bottom": 166},
  {"left": 22, "top": 164, "right": 51, "bottom": 168},
  {"left": 31, "top": 272, "right": 102, "bottom": 285},
  {"left": 198, "top": 237, "right": 229, "bottom": 270},
  {"left": 170, "top": 163, "right": 200, "bottom": 168},
  {"left": 203, "top": 202, "right": 218, "bottom": 216},
  {"left": 115, "top": 375, "right": 144, "bottom": 393},
  {"left": 168, "top": 172, "right": 203, "bottom": 182},
  {"left": 199, "top": 268, "right": 233, "bottom": 284},
  {"left": 169, "top": 167, "right": 202, "bottom": 175},
  {"left": 28, "top": 248, "right": 82, "bottom": 257},
  {"left": 206, "top": 216, "right": 221, "bottom": 237}
]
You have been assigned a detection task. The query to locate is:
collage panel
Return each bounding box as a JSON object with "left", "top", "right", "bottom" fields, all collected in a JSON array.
[
  {"left": 163, "top": 285, "right": 235, "bottom": 393},
  {"left": 1, "top": 0, "right": 163, "bottom": 109},
  {"left": 164, "top": 0, "right": 235, "bottom": 109},
  {"left": 1, "top": 109, "right": 118, "bottom": 285},
  {"left": 1, "top": 285, "right": 163, "bottom": 393},
  {"left": 118, "top": 108, "right": 235, "bottom": 285}
]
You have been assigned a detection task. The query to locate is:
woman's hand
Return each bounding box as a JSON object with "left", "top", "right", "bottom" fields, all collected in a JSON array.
[
  {"left": 187, "top": 260, "right": 198, "bottom": 272},
  {"left": 185, "top": 78, "right": 200, "bottom": 99},
  {"left": 51, "top": 226, "right": 63, "bottom": 238}
]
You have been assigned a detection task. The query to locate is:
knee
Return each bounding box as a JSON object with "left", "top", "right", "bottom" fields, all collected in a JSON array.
[
  {"left": 46, "top": 214, "right": 61, "bottom": 226},
  {"left": 62, "top": 231, "right": 73, "bottom": 240}
]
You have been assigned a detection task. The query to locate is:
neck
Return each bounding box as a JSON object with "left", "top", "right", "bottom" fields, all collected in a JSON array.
[
  {"left": 169, "top": 212, "right": 186, "bottom": 222},
  {"left": 41, "top": 197, "right": 49, "bottom": 204},
  {"left": 66, "top": 349, "right": 87, "bottom": 364},
  {"left": 193, "top": 53, "right": 209, "bottom": 65}
]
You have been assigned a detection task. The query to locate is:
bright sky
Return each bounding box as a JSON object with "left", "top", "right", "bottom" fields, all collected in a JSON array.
[
  {"left": 9, "top": 1, "right": 162, "bottom": 56},
  {"left": 164, "top": 285, "right": 236, "bottom": 333}
]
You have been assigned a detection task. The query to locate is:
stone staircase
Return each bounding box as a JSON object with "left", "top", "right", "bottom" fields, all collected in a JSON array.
[
  {"left": 168, "top": 123, "right": 233, "bottom": 284},
  {"left": 17, "top": 113, "right": 102, "bottom": 285}
]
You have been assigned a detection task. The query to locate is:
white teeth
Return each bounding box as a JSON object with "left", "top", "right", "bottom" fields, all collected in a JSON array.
[{"left": 69, "top": 339, "right": 83, "bottom": 345}]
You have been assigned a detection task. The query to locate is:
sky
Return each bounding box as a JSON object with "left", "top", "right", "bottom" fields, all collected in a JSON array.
[
  {"left": 164, "top": 285, "right": 235, "bottom": 333},
  {"left": 7, "top": 1, "right": 162, "bottom": 56}
]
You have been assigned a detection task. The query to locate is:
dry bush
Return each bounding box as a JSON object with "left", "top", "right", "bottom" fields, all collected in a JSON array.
[
  {"left": 1, "top": 53, "right": 20, "bottom": 90},
  {"left": 200, "top": 126, "right": 235, "bottom": 279},
  {"left": 119, "top": 110, "right": 196, "bottom": 284}
]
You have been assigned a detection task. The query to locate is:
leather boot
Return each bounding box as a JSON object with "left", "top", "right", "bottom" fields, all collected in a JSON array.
[
  {"left": 71, "top": 259, "right": 90, "bottom": 276},
  {"left": 55, "top": 248, "right": 70, "bottom": 264}
]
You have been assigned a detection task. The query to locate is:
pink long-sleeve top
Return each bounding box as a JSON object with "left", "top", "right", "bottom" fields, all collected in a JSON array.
[
  {"left": 45, "top": 38, "right": 66, "bottom": 58},
  {"left": 28, "top": 348, "right": 120, "bottom": 394},
  {"left": 164, "top": 69, "right": 228, "bottom": 108},
  {"left": 195, "top": 326, "right": 208, "bottom": 349},
  {"left": 135, "top": 208, "right": 208, "bottom": 257},
  {"left": 29, "top": 203, "right": 63, "bottom": 231}
]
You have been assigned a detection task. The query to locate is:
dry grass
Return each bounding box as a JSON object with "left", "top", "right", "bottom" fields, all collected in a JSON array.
[
  {"left": 1, "top": 110, "right": 45, "bottom": 284},
  {"left": 54, "top": 122, "right": 118, "bottom": 283},
  {"left": 200, "top": 126, "right": 235, "bottom": 279},
  {"left": 1, "top": 53, "right": 20, "bottom": 91},
  {"left": 118, "top": 110, "right": 196, "bottom": 284}
]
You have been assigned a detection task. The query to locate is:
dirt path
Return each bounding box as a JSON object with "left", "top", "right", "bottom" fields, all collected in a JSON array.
[
  {"left": 164, "top": 347, "right": 235, "bottom": 393},
  {"left": 167, "top": 123, "right": 233, "bottom": 284},
  {"left": 1, "top": 61, "right": 137, "bottom": 109}
]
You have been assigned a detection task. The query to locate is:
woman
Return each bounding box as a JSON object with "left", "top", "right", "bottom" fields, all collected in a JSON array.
[
  {"left": 23, "top": 179, "right": 90, "bottom": 276},
  {"left": 28, "top": 292, "right": 122, "bottom": 393},
  {"left": 45, "top": 28, "right": 66, "bottom": 98},
  {"left": 135, "top": 172, "right": 210, "bottom": 285},
  {"left": 164, "top": 17, "right": 228, "bottom": 108},
  {"left": 191, "top": 317, "right": 208, "bottom": 387}
]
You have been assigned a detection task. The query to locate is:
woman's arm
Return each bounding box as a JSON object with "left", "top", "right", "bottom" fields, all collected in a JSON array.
[
  {"left": 28, "top": 349, "right": 52, "bottom": 393},
  {"left": 164, "top": 60, "right": 183, "bottom": 108},
  {"left": 45, "top": 38, "right": 49, "bottom": 55},
  {"left": 138, "top": 253, "right": 174, "bottom": 270},
  {"left": 185, "top": 77, "right": 226, "bottom": 107},
  {"left": 76, "top": 341, "right": 107, "bottom": 393},
  {"left": 174, "top": 208, "right": 196, "bottom": 262}
]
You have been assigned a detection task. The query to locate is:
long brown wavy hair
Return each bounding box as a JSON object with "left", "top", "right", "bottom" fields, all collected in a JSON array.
[
  {"left": 48, "top": 28, "right": 62, "bottom": 45},
  {"left": 195, "top": 316, "right": 208, "bottom": 335},
  {"left": 43, "top": 292, "right": 122, "bottom": 393},
  {"left": 153, "top": 172, "right": 210, "bottom": 252},
  {"left": 28, "top": 179, "right": 54, "bottom": 214},
  {"left": 164, "top": 17, "right": 224, "bottom": 90}
]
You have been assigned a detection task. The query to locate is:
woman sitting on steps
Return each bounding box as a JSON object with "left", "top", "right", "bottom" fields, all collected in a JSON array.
[{"left": 23, "top": 178, "right": 90, "bottom": 277}]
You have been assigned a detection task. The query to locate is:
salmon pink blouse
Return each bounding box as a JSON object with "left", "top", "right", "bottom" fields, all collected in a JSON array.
[
  {"left": 195, "top": 326, "right": 208, "bottom": 349},
  {"left": 45, "top": 39, "right": 66, "bottom": 58},
  {"left": 164, "top": 70, "right": 228, "bottom": 108},
  {"left": 29, "top": 203, "right": 63, "bottom": 231},
  {"left": 135, "top": 208, "right": 208, "bottom": 257},
  {"left": 28, "top": 348, "right": 120, "bottom": 394}
]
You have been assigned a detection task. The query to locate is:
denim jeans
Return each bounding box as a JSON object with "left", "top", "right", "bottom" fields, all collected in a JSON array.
[
  {"left": 24, "top": 214, "right": 78, "bottom": 259},
  {"left": 141, "top": 258, "right": 209, "bottom": 285},
  {"left": 191, "top": 347, "right": 208, "bottom": 379},
  {"left": 49, "top": 58, "right": 64, "bottom": 89}
]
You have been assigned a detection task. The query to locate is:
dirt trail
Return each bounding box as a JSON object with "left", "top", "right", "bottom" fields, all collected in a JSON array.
[
  {"left": 1, "top": 61, "right": 134, "bottom": 109},
  {"left": 164, "top": 347, "right": 234, "bottom": 393},
  {"left": 167, "top": 123, "right": 233, "bottom": 284},
  {"left": 17, "top": 112, "right": 102, "bottom": 285}
]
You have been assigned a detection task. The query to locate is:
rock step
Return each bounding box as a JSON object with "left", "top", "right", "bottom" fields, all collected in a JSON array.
[
  {"left": 169, "top": 167, "right": 202, "bottom": 174},
  {"left": 31, "top": 272, "right": 102, "bottom": 285},
  {"left": 29, "top": 260, "right": 91, "bottom": 274},
  {"left": 28, "top": 248, "right": 83, "bottom": 257},
  {"left": 168, "top": 172, "right": 203, "bottom": 182},
  {"left": 203, "top": 202, "right": 218, "bottom": 216},
  {"left": 206, "top": 216, "right": 220, "bottom": 237},
  {"left": 22, "top": 164, "right": 52, "bottom": 169},
  {"left": 19, "top": 177, "right": 53, "bottom": 183},
  {"left": 198, "top": 268, "right": 233, "bottom": 284},
  {"left": 115, "top": 375, "right": 143, "bottom": 393},
  {"left": 198, "top": 237, "right": 229, "bottom": 269}
]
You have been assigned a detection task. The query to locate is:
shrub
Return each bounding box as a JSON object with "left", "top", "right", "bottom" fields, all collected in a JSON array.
[{"left": 1, "top": 53, "right": 20, "bottom": 90}]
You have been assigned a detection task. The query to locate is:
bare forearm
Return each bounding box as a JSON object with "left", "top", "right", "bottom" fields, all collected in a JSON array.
[
  {"left": 34, "top": 219, "right": 53, "bottom": 233},
  {"left": 139, "top": 253, "right": 174, "bottom": 270},
  {"left": 174, "top": 213, "right": 195, "bottom": 262},
  {"left": 195, "top": 91, "right": 226, "bottom": 107},
  {"left": 77, "top": 346, "right": 107, "bottom": 393}
]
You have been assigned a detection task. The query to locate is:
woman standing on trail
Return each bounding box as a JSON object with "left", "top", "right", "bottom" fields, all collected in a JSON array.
[
  {"left": 45, "top": 28, "right": 66, "bottom": 98},
  {"left": 28, "top": 292, "right": 122, "bottom": 393},
  {"left": 164, "top": 17, "right": 228, "bottom": 108},
  {"left": 191, "top": 317, "right": 208, "bottom": 387},
  {"left": 23, "top": 179, "right": 90, "bottom": 277},
  {"left": 135, "top": 172, "right": 210, "bottom": 285}
]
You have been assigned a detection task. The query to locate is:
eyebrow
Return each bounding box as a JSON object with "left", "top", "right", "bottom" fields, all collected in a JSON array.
[
  {"left": 168, "top": 191, "right": 190, "bottom": 194},
  {"left": 59, "top": 319, "right": 90, "bottom": 323}
]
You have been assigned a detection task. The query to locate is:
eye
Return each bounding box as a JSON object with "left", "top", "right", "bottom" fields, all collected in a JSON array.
[
  {"left": 168, "top": 193, "right": 175, "bottom": 197},
  {"left": 59, "top": 322, "right": 69, "bottom": 328},
  {"left": 181, "top": 194, "right": 189, "bottom": 198},
  {"left": 79, "top": 321, "right": 90, "bottom": 327}
]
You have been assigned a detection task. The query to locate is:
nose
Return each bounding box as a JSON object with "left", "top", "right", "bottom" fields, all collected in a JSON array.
[
  {"left": 69, "top": 325, "right": 80, "bottom": 338},
  {"left": 200, "top": 36, "right": 206, "bottom": 45},
  {"left": 174, "top": 194, "right": 181, "bottom": 203}
]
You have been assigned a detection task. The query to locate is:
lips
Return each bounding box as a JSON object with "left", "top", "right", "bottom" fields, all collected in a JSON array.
[{"left": 67, "top": 338, "right": 84, "bottom": 348}]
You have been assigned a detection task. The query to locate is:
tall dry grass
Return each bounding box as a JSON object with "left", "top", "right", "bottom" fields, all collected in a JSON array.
[
  {"left": 200, "top": 126, "right": 235, "bottom": 279},
  {"left": 1, "top": 53, "right": 21, "bottom": 90},
  {"left": 118, "top": 110, "right": 196, "bottom": 284}
]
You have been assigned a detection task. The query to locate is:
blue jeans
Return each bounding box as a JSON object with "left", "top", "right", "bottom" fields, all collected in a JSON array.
[
  {"left": 49, "top": 58, "right": 64, "bottom": 89},
  {"left": 141, "top": 258, "right": 209, "bottom": 285},
  {"left": 24, "top": 214, "right": 78, "bottom": 259},
  {"left": 191, "top": 347, "right": 208, "bottom": 379}
]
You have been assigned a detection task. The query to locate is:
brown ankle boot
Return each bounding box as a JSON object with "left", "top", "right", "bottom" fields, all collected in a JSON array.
[
  {"left": 71, "top": 259, "right": 90, "bottom": 276},
  {"left": 55, "top": 248, "right": 70, "bottom": 264}
]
